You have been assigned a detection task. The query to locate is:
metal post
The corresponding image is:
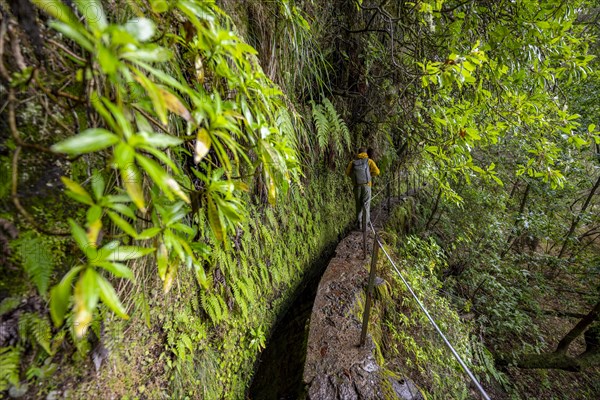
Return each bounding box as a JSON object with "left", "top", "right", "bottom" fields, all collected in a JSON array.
[
  {"left": 362, "top": 211, "right": 367, "bottom": 259},
  {"left": 360, "top": 237, "right": 380, "bottom": 346},
  {"left": 387, "top": 182, "right": 391, "bottom": 212}
]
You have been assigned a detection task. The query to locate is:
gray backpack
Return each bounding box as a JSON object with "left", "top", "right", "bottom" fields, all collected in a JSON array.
[{"left": 352, "top": 158, "right": 371, "bottom": 185}]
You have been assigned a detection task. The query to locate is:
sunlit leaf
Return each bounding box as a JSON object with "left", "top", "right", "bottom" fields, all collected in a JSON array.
[
  {"left": 107, "top": 211, "right": 138, "bottom": 238},
  {"left": 159, "top": 88, "right": 192, "bottom": 121},
  {"left": 103, "top": 245, "right": 155, "bottom": 261},
  {"left": 163, "top": 263, "right": 178, "bottom": 294},
  {"left": 120, "top": 162, "right": 146, "bottom": 212},
  {"left": 93, "top": 261, "right": 134, "bottom": 281},
  {"left": 49, "top": 266, "right": 83, "bottom": 327},
  {"left": 73, "top": 269, "right": 99, "bottom": 338},
  {"left": 207, "top": 197, "right": 224, "bottom": 241},
  {"left": 96, "top": 274, "right": 129, "bottom": 319},
  {"left": 157, "top": 242, "right": 168, "bottom": 280},
  {"left": 124, "top": 18, "right": 156, "bottom": 42},
  {"left": 52, "top": 129, "right": 119, "bottom": 155},
  {"left": 61, "top": 177, "right": 93, "bottom": 205},
  {"left": 194, "top": 128, "right": 211, "bottom": 163}
]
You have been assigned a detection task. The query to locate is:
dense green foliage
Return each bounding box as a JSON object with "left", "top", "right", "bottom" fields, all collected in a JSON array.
[{"left": 1, "top": 0, "right": 599, "bottom": 398}]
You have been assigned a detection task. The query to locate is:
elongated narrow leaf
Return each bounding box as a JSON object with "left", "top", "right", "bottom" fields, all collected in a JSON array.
[
  {"left": 68, "top": 219, "right": 92, "bottom": 253},
  {"left": 194, "top": 128, "right": 211, "bottom": 163},
  {"left": 107, "top": 203, "right": 136, "bottom": 219},
  {"left": 157, "top": 242, "right": 168, "bottom": 280},
  {"left": 163, "top": 263, "right": 178, "bottom": 294},
  {"left": 61, "top": 177, "right": 94, "bottom": 205},
  {"left": 86, "top": 218, "right": 102, "bottom": 248},
  {"left": 91, "top": 171, "right": 105, "bottom": 200},
  {"left": 52, "top": 129, "right": 119, "bottom": 155},
  {"left": 207, "top": 197, "right": 224, "bottom": 241},
  {"left": 107, "top": 211, "right": 138, "bottom": 238},
  {"left": 96, "top": 274, "right": 129, "bottom": 319},
  {"left": 131, "top": 131, "right": 183, "bottom": 148},
  {"left": 49, "top": 266, "right": 83, "bottom": 327},
  {"left": 193, "top": 263, "right": 210, "bottom": 290},
  {"left": 31, "top": 0, "right": 79, "bottom": 23},
  {"left": 50, "top": 20, "right": 96, "bottom": 52},
  {"left": 159, "top": 88, "right": 192, "bottom": 121},
  {"left": 138, "top": 227, "right": 161, "bottom": 240},
  {"left": 114, "top": 143, "right": 135, "bottom": 169},
  {"left": 136, "top": 154, "right": 189, "bottom": 203},
  {"left": 134, "top": 71, "right": 167, "bottom": 124},
  {"left": 104, "top": 245, "right": 155, "bottom": 261},
  {"left": 120, "top": 163, "right": 146, "bottom": 212},
  {"left": 73, "top": 0, "right": 107, "bottom": 31},
  {"left": 93, "top": 261, "right": 134, "bottom": 281},
  {"left": 73, "top": 268, "right": 99, "bottom": 338}
]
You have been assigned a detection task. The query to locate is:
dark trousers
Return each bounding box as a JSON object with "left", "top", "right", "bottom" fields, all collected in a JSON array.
[{"left": 353, "top": 185, "right": 371, "bottom": 229}]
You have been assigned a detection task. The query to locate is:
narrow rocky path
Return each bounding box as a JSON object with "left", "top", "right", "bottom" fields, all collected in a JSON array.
[{"left": 302, "top": 197, "right": 415, "bottom": 400}]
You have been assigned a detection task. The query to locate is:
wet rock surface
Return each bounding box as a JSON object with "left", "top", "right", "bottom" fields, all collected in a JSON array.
[
  {"left": 302, "top": 230, "right": 384, "bottom": 399},
  {"left": 303, "top": 197, "right": 405, "bottom": 400}
]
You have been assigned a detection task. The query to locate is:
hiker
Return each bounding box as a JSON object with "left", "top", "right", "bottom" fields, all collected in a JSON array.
[{"left": 346, "top": 147, "right": 380, "bottom": 230}]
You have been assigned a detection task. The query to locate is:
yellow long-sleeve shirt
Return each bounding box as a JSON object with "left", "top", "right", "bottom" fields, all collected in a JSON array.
[{"left": 346, "top": 152, "right": 380, "bottom": 186}]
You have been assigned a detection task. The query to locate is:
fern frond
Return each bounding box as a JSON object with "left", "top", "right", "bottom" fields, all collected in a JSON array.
[
  {"left": 18, "top": 313, "right": 52, "bottom": 355},
  {"left": 323, "top": 98, "right": 351, "bottom": 154},
  {"left": 0, "top": 297, "right": 20, "bottom": 316},
  {"left": 0, "top": 347, "right": 21, "bottom": 391},
  {"left": 311, "top": 101, "right": 329, "bottom": 150},
  {"left": 16, "top": 234, "right": 54, "bottom": 296}
]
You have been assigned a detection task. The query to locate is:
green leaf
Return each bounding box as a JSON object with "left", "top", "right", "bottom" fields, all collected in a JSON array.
[
  {"left": 52, "top": 129, "right": 119, "bottom": 155},
  {"left": 121, "top": 46, "right": 172, "bottom": 63},
  {"left": 114, "top": 143, "right": 135, "bottom": 168},
  {"left": 150, "top": 0, "right": 169, "bottom": 13},
  {"left": 157, "top": 242, "right": 168, "bottom": 280},
  {"left": 96, "top": 274, "right": 129, "bottom": 319},
  {"left": 194, "top": 263, "right": 210, "bottom": 290},
  {"left": 98, "top": 45, "right": 120, "bottom": 75},
  {"left": 103, "top": 245, "right": 155, "bottom": 261},
  {"left": 107, "top": 211, "right": 138, "bottom": 238},
  {"left": 207, "top": 197, "right": 224, "bottom": 241},
  {"left": 93, "top": 261, "right": 134, "bottom": 281},
  {"left": 73, "top": 0, "right": 107, "bottom": 31},
  {"left": 61, "top": 177, "right": 94, "bottom": 205},
  {"left": 130, "top": 131, "right": 183, "bottom": 148},
  {"left": 194, "top": 128, "right": 211, "bottom": 163},
  {"left": 107, "top": 203, "right": 136, "bottom": 219},
  {"left": 73, "top": 268, "right": 99, "bottom": 337},
  {"left": 138, "top": 227, "right": 161, "bottom": 239},
  {"left": 80, "top": 268, "right": 100, "bottom": 311},
  {"left": 124, "top": 18, "right": 156, "bottom": 42},
  {"left": 91, "top": 171, "right": 105, "bottom": 200},
  {"left": 120, "top": 162, "right": 146, "bottom": 212},
  {"left": 49, "top": 21, "right": 94, "bottom": 52},
  {"left": 136, "top": 154, "right": 189, "bottom": 203},
  {"left": 31, "top": 0, "right": 79, "bottom": 23},
  {"left": 68, "top": 219, "right": 92, "bottom": 253},
  {"left": 588, "top": 124, "right": 596, "bottom": 133},
  {"left": 49, "top": 265, "right": 83, "bottom": 327}
]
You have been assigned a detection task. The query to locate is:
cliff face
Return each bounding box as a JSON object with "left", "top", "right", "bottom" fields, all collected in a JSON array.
[{"left": 0, "top": 1, "right": 356, "bottom": 398}]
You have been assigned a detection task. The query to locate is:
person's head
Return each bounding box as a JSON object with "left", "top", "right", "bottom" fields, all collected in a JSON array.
[
  {"left": 367, "top": 147, "right": 374, "bottom": 159},
  {"left": 358, "top": 147, "right": 368, "bottom": 154}
]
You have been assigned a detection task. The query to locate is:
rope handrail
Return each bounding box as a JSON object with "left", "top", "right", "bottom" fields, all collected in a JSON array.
[{"left": 367, "top": 220, "right": 492, "bottom": 400}]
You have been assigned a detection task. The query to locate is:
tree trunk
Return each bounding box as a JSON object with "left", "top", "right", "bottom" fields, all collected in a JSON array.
[
  {"left": 496, "top": 300, "right": 600, "bottom": 371},
  {"left": 558, "top": 174, "right": 600, "bottom": 258},
  {"left": 555, "top": 299, "right": 600, "bottom": 354}
]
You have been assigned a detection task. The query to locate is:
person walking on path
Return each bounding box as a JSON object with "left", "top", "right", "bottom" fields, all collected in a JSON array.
[{"left": 346, "top": 147, "right": 380, "bottom": 230}]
